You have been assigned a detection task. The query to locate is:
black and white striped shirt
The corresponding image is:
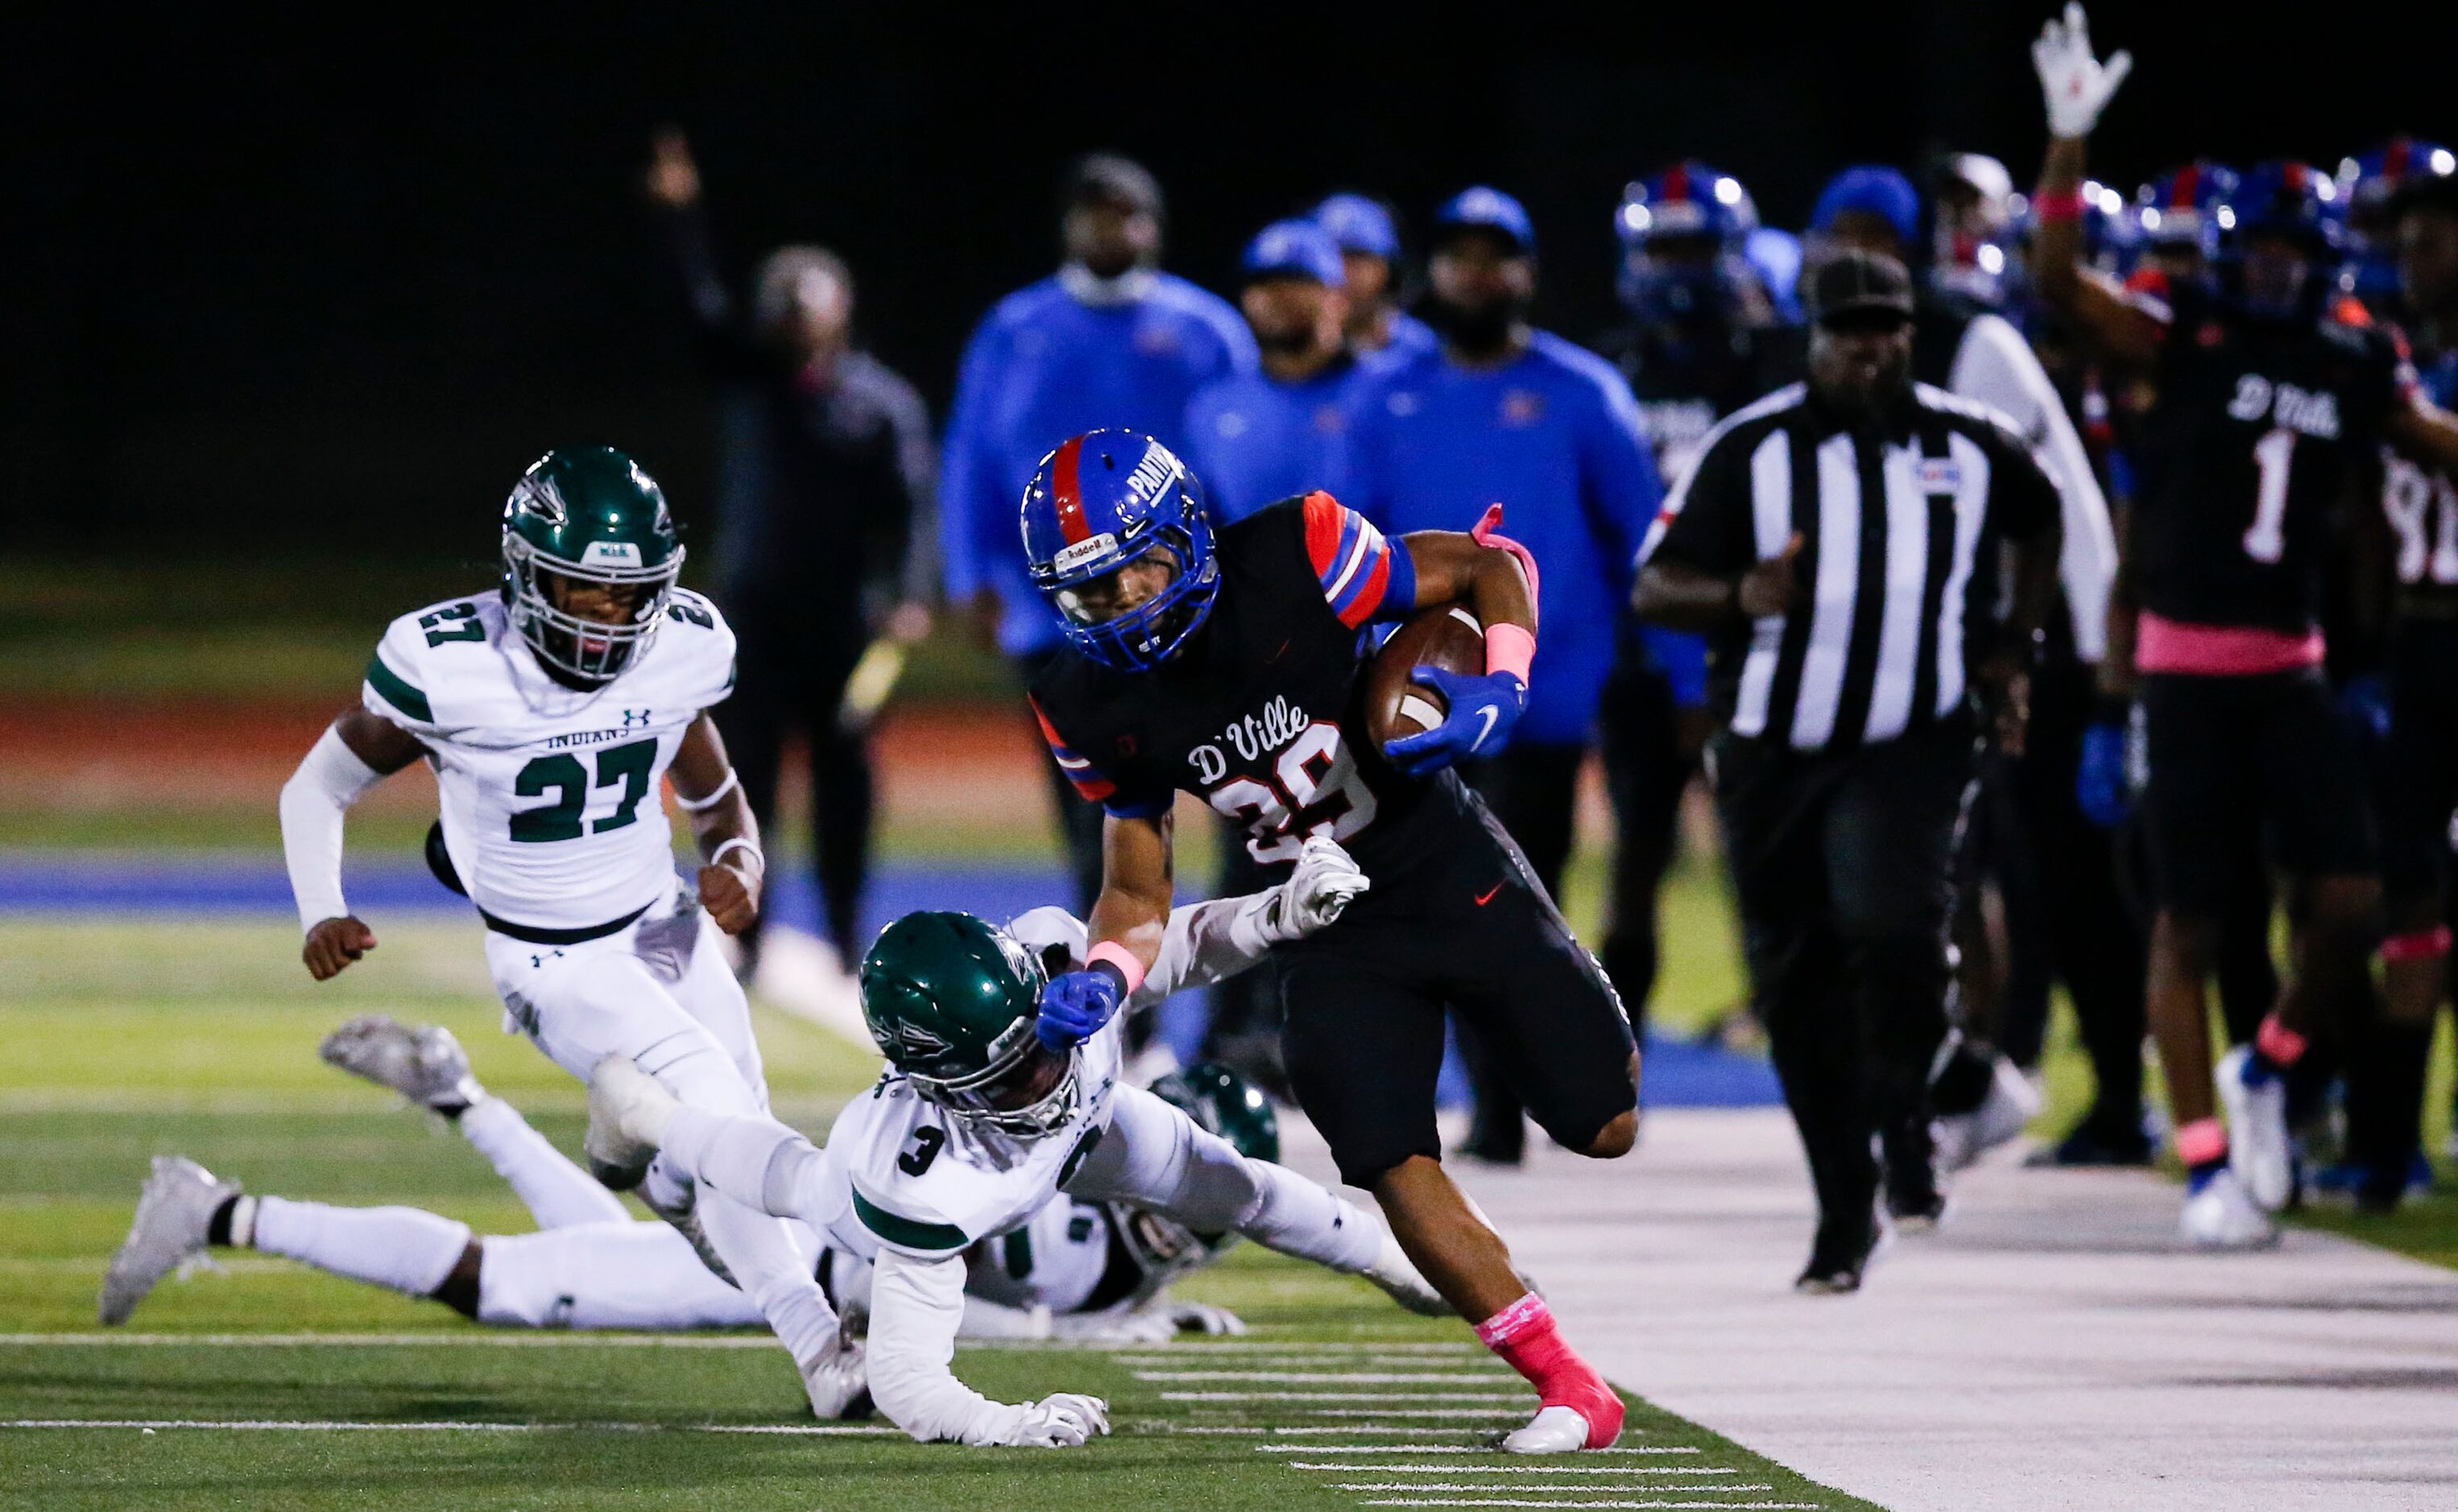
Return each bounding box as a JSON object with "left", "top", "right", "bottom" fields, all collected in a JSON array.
[{"left": 1640, "top": 382, "right": 2061, "bottom": 752}]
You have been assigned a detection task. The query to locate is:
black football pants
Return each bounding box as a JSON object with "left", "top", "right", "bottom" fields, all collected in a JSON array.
[
  {"left": 1713, "top": 718, "right": 1976, "bottom": 1229},
  {"left": 1460, "top": 741, "right": 1587, "bottom": 1158},
  {"left": 1018, "top": 650, "right": 1107, "bottom": 918}
]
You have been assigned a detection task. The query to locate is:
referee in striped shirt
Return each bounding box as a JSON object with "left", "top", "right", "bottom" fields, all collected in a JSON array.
[{"left": 1634, "top": 250, "right": 2063, "bottom": 1291}]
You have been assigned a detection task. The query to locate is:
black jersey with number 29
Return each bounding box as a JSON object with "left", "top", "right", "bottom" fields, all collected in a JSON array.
[
  {"left": 1030, "top": 493, "right": 1476, "bottom": 875},
  {"left": 2131, "top": 276, "right": 2412, "bottom": 634}
]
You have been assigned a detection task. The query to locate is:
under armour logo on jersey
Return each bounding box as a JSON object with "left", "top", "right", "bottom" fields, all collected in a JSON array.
[{"left": 623, "top": 708, "right": 652, "bottom": 727}]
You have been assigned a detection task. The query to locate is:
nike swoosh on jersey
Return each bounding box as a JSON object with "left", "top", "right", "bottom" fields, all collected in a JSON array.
[{"left": 1474, "top": 882, "right": 1502, "bottom": 906}]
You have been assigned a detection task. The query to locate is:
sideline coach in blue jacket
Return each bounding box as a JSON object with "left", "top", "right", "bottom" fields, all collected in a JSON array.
[
  {"left": 1347, "top": 186, "right": 1662, "bottom": 1162},
  {"left": 938, "top": 155, "right": 1256, "bottom": 905}
]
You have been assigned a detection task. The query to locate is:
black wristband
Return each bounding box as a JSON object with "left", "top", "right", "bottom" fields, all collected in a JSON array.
[{"left": 1088, "top": 960, "right": 1131, "bottom": 997}]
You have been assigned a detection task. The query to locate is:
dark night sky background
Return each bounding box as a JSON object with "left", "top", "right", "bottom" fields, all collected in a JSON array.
[{"left": 3, "top": 2, "right": 2446, "bottom": 552}]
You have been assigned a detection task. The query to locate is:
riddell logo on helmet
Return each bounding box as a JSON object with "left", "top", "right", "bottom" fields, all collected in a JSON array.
[
  {"left": 582, "top": 541, "right": 643, "bottom": 568},
  {"left": 1053, "top": 533, "right": 1119, "bottom": 573}
]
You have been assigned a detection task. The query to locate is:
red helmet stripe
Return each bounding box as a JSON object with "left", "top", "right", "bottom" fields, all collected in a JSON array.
[
  {"left": 1050, "top": 435, "right": 1091, "bottom": 546},
  {"left": 2174, "top": 163, "right": 2199, "bottom": 208},
  {"left": 1665, "top": 163, "right": 1690, "bottom": 202}
]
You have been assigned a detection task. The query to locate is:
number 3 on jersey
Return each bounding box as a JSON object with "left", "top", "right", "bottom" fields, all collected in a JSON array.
[{"left": 1206, "top": 720, "right": 1377, "bottom": 863}]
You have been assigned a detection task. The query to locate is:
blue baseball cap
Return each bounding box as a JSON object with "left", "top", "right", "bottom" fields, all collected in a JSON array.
[
  {"left": 1433, "top": 186, "right": 1537, "bottom": 257},
  {"left": 1316, "top": 192, "right": 1401, "bottom": 259},
  {"left": 1810, "top": 166, "right": 1922, "bottom": 250},
  {"left": 1240, "top": 219, "right": 1347, "bottom": 287}
]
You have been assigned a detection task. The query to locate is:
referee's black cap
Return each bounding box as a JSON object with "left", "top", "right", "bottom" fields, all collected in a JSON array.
[{"left": 1809, "top": 250, "right": 1916, "bottom": 325}]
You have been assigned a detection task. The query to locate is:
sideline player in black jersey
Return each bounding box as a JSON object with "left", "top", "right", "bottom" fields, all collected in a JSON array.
[
  {"left": 1016, "top": 429, "right": 1638, "bottom": 1454},
  {"left": 2029, "top": 6, "right": 2458, "bottom": 1246},
  {"left": 2344, "top": 166, "right": 2458, "bottom": 1207}
]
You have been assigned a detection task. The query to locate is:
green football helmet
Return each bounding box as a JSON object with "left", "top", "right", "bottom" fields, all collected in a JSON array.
[
  {"left": 858, "top": 911, "right": 1079, "bottom": 1137},
  {"left": 1115, "top": 1061, "right": 1281, "bottom": 1274},
  {"left": 499, "top": 445, "right": 685, "bottom": 687}
]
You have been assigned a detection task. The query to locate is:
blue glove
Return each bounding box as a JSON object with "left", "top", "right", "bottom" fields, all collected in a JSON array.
[
  {"left": 1036, "top": 968, "right": 1123, "bottom": 1051},
  {"left": 2337, "top": 673, "right": 2390, "bottom": 745},
  {"left": 1382, "top": 667, "right": 1527, "bottom": 777},
  {"left": 2075, "top": 721, "right": 2131, "bottom": 828}
]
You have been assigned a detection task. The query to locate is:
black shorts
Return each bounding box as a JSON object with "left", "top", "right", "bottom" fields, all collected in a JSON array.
[
  {"left": 2140, "top": 668, "right": 2377, "bottom": 913},
  {"left": 2379, "top": 621, "right": 2458, "bottom": 908},
  {"left": 1273, "top": 779, "right": 1639, "bottom": 1188}
]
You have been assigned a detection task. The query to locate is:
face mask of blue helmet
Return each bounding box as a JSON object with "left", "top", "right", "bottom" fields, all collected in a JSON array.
[{"left": 1020, "top": 431, "right": 1221, "bottom": 672}]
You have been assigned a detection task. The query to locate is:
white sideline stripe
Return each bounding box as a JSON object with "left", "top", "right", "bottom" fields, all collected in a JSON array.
[
  {"left": 1295, "top": 1411, "right": 1530, "bottom": 1420},
  {"left": 1119, "top": 1341, "right": 1480, "bottom": 1353},
  {"left": 1186, "top": 1427, "right": 1496, "bottom": 1436},
  {"left": 1115, "top": 1355, "right": 1505, "bottom": 1368},
  {"left": 0, "top": 1347, "right": 776, "bottom": 1357},
  {"left": 1163, "top": 1392, "right": 1528, "bottom": 1403},
  {"left": 0, "top": 1419, "right": 900, "bottom": 1436},
  {"left": 1138, "top": 1371, "right": 1510, "bottom": 1382},
  {"left": 1263, "top": 1447, "right": 1700, "bottom": 1456},
  {"left": 1347, "top": 1494, "right": 1769, "bottom": 1504}
]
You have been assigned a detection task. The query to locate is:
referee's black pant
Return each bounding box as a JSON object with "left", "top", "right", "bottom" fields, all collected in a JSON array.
[
  {"left": 1712, "top": 715, "right": 1977, "bottom": 1229},
  {"left": 719, "top": 613, "right": 875, "bottom": 963}
]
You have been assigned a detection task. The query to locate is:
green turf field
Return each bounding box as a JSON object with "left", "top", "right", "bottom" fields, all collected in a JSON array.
[{"left": 0, "top": 918, "right": 1877, "bottom": 1510}]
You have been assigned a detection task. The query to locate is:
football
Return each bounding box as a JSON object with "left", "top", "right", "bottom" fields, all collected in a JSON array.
[{"left": 1363, "top": 605, "right": 1486, "bottom": 749}]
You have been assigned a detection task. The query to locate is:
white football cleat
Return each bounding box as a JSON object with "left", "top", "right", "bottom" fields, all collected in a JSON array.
[
  {"left": 2218, "top": 1046, "right": 2293, "bottom": 1210},
  {"left": 2180, "top": 1167, "right": 2278, "bottom": 1250},
  {"left": 1935, "top": 1055, "right": 2041, "bottom": 1171},
  {"left": 1362, "top": 1233, "right": 1453, "bottom": 1316},
  {"left": 584, "top": 1055, "right": 679, "bottom": 1191},
  {"left": 99, "top": 1156, "right": 236, "bottom": 1325},
  {"left": 801, "top": 1332, "right": 873, "bottom": 1420},
  {"left": 321, "top": 1014, "right": 485, "bottom": 1112},
  {"left": 1502, "top": 1405, "right": 1595, "bottom": 1453}
]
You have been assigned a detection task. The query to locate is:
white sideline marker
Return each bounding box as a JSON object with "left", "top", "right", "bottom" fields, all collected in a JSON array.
[
  {"left": 1353, "top": 1502, "right": 1823, "bottom": 1510},
  {"left": 1285, "top": 1462, "right": 1719, "bottom": 1473}
]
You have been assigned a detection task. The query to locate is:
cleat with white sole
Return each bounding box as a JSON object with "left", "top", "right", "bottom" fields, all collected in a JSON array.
[
  {"left": 99, "top": 1156, "right": 237, "bottom": 1325},
  {"left": 320, "top": 1014, "right": 484, "bottom": 1113},
  {"left": 1935, "top": 1055, "right": 2041, "bottom": 1171},
  {"left": 2218, "top": 1045, "right": 2293, "bottom": 1210},
  {"left": 2181, "top": 1167, "right": 2278, "bottom": 1250},
  {"left": 1501, "top": 1405, "right": 1593, "bottom": 1453},
  {"left": 583, "top": 1055, "right": 678, "bottom": 1191},
  {"left": 1362, "top": 1234, "right": 1452, "bottom": 1316}
]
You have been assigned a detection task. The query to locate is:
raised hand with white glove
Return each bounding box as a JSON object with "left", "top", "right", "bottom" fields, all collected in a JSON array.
[
  {"left": 1005, "top": 1392, "right": 1111, "bottom": 1448},
  {"left": 2033, "top": 3, "right": 2132, "bottom": 139}
]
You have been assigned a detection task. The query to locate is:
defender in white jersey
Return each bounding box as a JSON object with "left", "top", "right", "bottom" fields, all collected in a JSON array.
[
  {"left": 586, "top": 843, "right": 1450, "bottom": 1448},
  {"left": 99, "top": 1017, "right": 1270, "bottom": 1343},
  {"left": 273, "top": 446, "right": 865, "bottom": 1416}
]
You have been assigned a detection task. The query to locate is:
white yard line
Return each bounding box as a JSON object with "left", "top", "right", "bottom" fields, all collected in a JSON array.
[
  {"left": 1335, "top": 1487, "right": 1773, "bottom": 1496},
  {"left": 1137, "top": 1371, "right": 1514, "bottom": 1383},
  {"left": 0, "top": 1419, "right": 900, "bottom": 1436},
  {"left": 1351, "top": 1502, "right": 1821, "bottom": 1510},
  {"left": 1162, "top": 1392, "right": 1529, "bottom": 1404},
  {"left": 1261, "top": 1447, "right": 1701, "bottom": 1457},
  {"left": 1284, "top": 1463, "right": 1719, "bottom": 1473},
  {"left": 0, "top": 1332, "right": 781, "bottom": 1349}
]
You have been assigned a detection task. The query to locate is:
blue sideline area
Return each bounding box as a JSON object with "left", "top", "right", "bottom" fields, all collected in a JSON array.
[{"left": 1, "top": 853, "right": 1781, "bottom": 1109}]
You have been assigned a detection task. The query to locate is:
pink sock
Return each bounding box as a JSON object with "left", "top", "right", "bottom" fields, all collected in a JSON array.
[
  {"left": 1474, "top": 1293, "right": 1624, "bottom": 1448},
  {"left": 2255, "top": 1015, "right": 2307, "bottom": 1069},
  {"left": 2175, "top": 1117, "right": 2228, "bottom": 1169}
]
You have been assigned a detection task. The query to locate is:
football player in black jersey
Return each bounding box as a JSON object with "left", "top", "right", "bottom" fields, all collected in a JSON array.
[
  {"left": 1016, "top": 429, "right": 1638, "bottom": 1454},
  {"left": 2029, "top": 6, "right": 2458, "bottom": 1246}
]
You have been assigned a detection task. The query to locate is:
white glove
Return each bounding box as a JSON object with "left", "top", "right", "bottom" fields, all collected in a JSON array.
[
  {"left": 1262, "top": 836, "right": 1370, "bottom": 943},
  {"left": 1005, "top": 1392, "right": 1110, "bottom": 1448},
  {"left": 2032, "top": 3, "right": 2131, "bottom": 139},
  {"left": 1167, "top": 1300, "right": 1248, "bottom": 1336}
]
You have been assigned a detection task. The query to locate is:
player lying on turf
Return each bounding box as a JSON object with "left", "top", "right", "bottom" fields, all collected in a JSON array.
[
  {"left": 583, "top": 865, "right": 1450, "bottom": 1448},
  {"left": 100, "top": 1016, "right": 1276, "bottom": 1344},
  {"left": 275, "top": 445, "right": 863, "bottom": 1413}
]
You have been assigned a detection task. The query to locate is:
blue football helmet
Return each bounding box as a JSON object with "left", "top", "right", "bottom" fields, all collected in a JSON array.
[
  {"left": 2338, "top": 138, "right": 2456, "bottom": 311},
  {"left": 1615, "top": 162, "right": 1761, "bottom": 324},
  {"left": 2216, "top": 161, "right": 2345, "bottom": 320},
  {"left": 2134, "top": 160, "right": 2241, "bottom": 260},
  {"left": 1020, "top": 431, "right": 1219, "bottom": 671}
]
